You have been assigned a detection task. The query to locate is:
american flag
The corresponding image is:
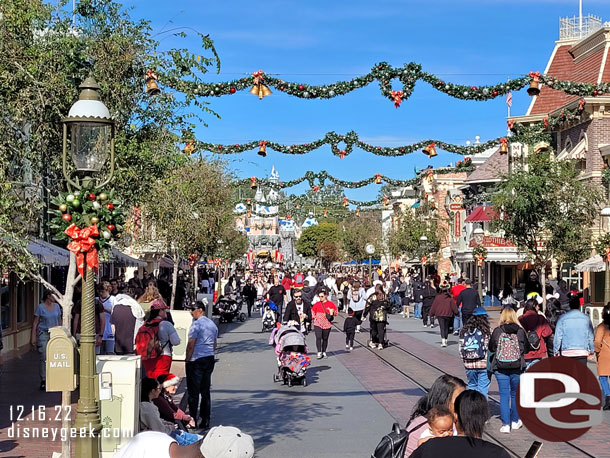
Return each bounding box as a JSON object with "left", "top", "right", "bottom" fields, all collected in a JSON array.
[{"left": 506, "top": 92, "right": 513, "bottom": 107}]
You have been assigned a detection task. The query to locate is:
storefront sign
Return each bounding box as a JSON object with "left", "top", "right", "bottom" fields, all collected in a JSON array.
[
  {"left": 469, "top": 236, "right": 516, "bottom": 248},
  {"left": 454, "top": 211, "right": 462, "bottom": 238}
]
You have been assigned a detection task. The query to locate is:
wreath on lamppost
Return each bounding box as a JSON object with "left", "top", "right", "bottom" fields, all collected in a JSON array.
[
  {"left": 472, "top": 246, "right": 488, "bottom": 267},
  {"left": 49, "top": 188, "right": 126, "bottom": 252}
]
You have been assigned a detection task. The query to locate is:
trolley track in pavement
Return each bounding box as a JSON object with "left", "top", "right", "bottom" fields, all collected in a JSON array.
[{"left": 331, "top": 316, "right": 596, "bottom": 458}]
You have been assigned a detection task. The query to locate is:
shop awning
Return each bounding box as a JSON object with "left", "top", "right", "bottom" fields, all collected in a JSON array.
[
  {"left": 556, "top": 138, "right": 586, "bottom": 161},
  {"left": 465, "top": 206, "right": 499, "bottom": 223},
  {"left": 108, "top": 248, "right": 147, "bottom": 267},
  {"left": 575, "top": 254, "right": 605, "bottom": 272},
  {"left": 27, "top": 238, "right": 69, "bottom": 266}
]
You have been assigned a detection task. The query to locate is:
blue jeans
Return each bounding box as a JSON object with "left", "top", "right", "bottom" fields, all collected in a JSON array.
[
  {"left": 495, "top": 371, "right": 521, "bottom": 425},
  {"left": 453, "top": 308, "right": 462, "bottom": 333},
  {"left": 466, "top": 369, "right": 490, "bottom": 398},
  {"left": 186, "top": 355, "right": 216, "bottom": 425},
  {"left": 390, "top": 293, "right": 400, "bottom": 307},
  {"left": 414, "top": 302, "right": 422, "bottom": 318},
  {"left": 600, "top": 376, "right": 610, "bottom": 397},
  {"left": 37, "top": 330, "right": 50, "bottom": 381}
]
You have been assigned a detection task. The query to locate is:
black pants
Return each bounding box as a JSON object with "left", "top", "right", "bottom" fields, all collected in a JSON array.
[
  {"left": 422, "top": 305, "right": 432, "bottom": 326},
  {"left": 345, "top": 331, "right": 355, "bottom": 347},
  {"left": 462, "top": 312, "right": 473, "bottom": 328},
  {"left": 437, "top": 316, "right": 451, "bottom": 339},
  {"left": 354, "top": 310, "right": 363, "bottom": 322},
  {"left": 314, "top": 326, "right": 331, "bottom": 353},
  {"left": 186, "top": 355, "right": 215, "bottom": 426},
  {"left": 370, "top": 321, "right": 386, "bottom": 344},
  {"left": 276, "top": 303, "right": 283, "bottom": 323},
  {"left": 246, "top": 299, "right": 254, "bottom": 317}
]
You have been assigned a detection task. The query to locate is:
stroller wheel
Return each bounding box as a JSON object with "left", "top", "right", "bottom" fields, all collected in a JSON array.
[
  {"left": 287, "top": 378, "right": 293, "bottom": 387},
  {"left": 239, "top": 313, "right": 247, "bottom": 322},
  {"left": 273, "top": 374, "right": 278, "bottom": 383},
  {"left": 302, "top": 378, "right": 307, "bottom": 387}
]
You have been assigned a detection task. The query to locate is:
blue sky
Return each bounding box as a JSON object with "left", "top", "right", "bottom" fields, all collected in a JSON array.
[{"left": 123, "top": 0, "right": 610, "bottom": 202}]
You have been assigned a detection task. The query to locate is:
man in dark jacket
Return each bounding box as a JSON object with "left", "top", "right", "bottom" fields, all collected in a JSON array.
[
  {"left": 242, "top": 279, "right": 257, "bottom": 317},
  {"left": 419, "top": 278, "right": 437, "bottom": 327},
  {"left": 284, "top": 290, "right": 312, "bottom": 334},
  {"left": 300, "top": 280, "right": 315, "bottom": 306},
  {"left": 412, "top": 275, "right": 425, "bottom": 319},
  {"left": 456, "top": 279, "right": 481, "bottom": 326}
]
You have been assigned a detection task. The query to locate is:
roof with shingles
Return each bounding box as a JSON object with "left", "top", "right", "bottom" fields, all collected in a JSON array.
[{"left": 463, "top": 147, "right": 507, "bottom": 184}]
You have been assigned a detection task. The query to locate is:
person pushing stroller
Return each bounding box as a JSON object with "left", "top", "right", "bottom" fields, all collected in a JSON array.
[{"left": 271, "top": 323, "right": 310, "bottom": 387}]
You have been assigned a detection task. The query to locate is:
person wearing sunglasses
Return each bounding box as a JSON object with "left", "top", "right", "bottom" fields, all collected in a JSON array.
[
  {"left": 284, "top": 290, "right": 312, "bottom": 334},
  {"left": 311, "top": 289, "right": 338, "bottom": 359}
]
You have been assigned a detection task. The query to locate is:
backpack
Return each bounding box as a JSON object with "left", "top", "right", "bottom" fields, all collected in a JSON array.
[
  {"left": 496, "top": 328, "right": 521, "bottom": 369},
  {"left": 460, "top": 328, "right": 486, "bottom": 360},
  {"left": 135, "top": 318, "right": 164, "bottom": 360},
  {"left": 371, "top": 423, "right": 409, "bottom": 458},
  {"left": 527, "top": 329, "right": 541, "bottom": 351}
]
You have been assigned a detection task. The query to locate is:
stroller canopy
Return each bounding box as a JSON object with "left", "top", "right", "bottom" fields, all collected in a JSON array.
[{"left": 274, "top": 326, "right": 306, "bottom": 349}]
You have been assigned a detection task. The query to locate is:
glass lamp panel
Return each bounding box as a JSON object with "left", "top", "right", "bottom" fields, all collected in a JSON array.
[{"left": 70, "top": 122, "right": 110, "bottom": 172}]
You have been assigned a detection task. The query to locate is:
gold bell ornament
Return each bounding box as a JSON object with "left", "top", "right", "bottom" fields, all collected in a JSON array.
[
  {"left": 528, "top": 71, "right": 541, "bottom": 97},
  {"left": 375, "top": 174, "right": 382, "bottom": 185},
  {"left": 343, "top": 197, "right": 349, "bottom": 207},
  {"left": 356, "top": 208, "right": 360, "bottom": 217},
  {"left": 323, "top": 209, "right": 328, "bottom": 217},
  {"left": 250, "top": 176, "right": 257, "bottom": 189},
  {"left": 499, "top": 138, "right": 508, "bottom": 154},
  {"left": 423, "top": 143, "right": 437, "bottom": 158},
  {"left": 145, "top": 70, "right": 160, "bottom": 96},
  {"left": 383, "top": 196, "right": 389, "bottom": 206},
  {"left": 184, "top": 140, "right": 195, "bottom": 155},
  {"left": 258, "top": 140, "right": 267, "bottom": 157},
  {"left": 249, "top": 83, "right": 272, "bottom": 100}
]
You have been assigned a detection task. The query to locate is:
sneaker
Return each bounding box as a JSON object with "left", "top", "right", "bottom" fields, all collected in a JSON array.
[
  {"left": 423, "top": 323, "right": 427, "bottom": 327},
  {"left": 441, "top": 339, "right": 447, "bottom": 347},
  {"left": 346, "top": 344, "right": 349, "bottom": 349},
  {"left": 317, "top": 352, "right": 323, "bottom": 359},
  {"left": 349, "top": 346, "right": 353, "bottom": 351},
  {"left": 368, "top": 341, "right": 377, "bottom": 348},
  {"left": 429, "top": 324, "right": 434, "bottom": 328},
  {"left": 453, "top": 330, "right": 459, "bottom": 336},
  {"left": 322, "top": 352, "right": 327, "bottom": 358},
  {"left": 511, "top": 420, "right": 523, "bottom": 430},
  {"left": 500, "top": 425, "right": 511, "bottom": 434},
  {"left": 377, "top": 344, "right": 383, "bottom": 350}
]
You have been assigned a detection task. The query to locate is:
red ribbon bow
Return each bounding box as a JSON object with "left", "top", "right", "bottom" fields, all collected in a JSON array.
[
  {"left": 529, "top": 71, "right": 541, "bottom": 81},
  {"left": 146, "top": 70, "right": 158, "bottom": 81},
  {"left": 476, "top": 254, "right": 485, "bottom": 267},
  {"left": 259, "top": 140, "right": 267, "bottom": 147},
  {"left": 252, "top": 70, "right": 264, "bottom": 85},
  {"left": 507, "top": 120, "right": 515, "bottom": 130},
  {"left": 579, "top": 99, "right": 586, "bottom": 111},
  {"left": 543, "top": 117, "right": 549, "bottom": 127},
  {"left": 391, "top": 90, "right": 403, "bottom": 108},
  {"left": 65, "top": 224, "right": 99, "bottom": 277},
  {"left": 605, "top": 247, "right": 610, "bottom": 263}
]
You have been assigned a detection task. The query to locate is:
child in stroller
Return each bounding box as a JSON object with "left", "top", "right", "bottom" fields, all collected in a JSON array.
[
  {"left": 261, "top": 301, "right": 278, "bottom": 332},
  {"left": 271, "top": 324, "right": 310, "bottom": 387}
]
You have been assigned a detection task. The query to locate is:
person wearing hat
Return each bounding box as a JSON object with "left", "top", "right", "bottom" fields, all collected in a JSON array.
[
  {"left": 458, "top": 307, "right": 491, "bottom": 398},
  {"left": 141, "top": 299, "right": 181, "bottom": 379},
  {"left": 113, "top": 426, "right": 254, "bottom": 458},
  {"left": 185, "top": 301, "right": 218, "bottom": 430},
  {"left": 154, "top": 374, "right": 196, "bottom": 429}
]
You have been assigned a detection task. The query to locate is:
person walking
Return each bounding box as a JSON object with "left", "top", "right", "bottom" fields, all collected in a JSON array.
[
  {"left": 455, "top": 279, "right": 481, "bottom": 327},
  {"left": 242, "top": 279, "right": 257, "bottom": 318},
  {"left": 595, "top": 304, "right": 610, "bottom": 410},
  {"left": 349, "top": 282, "right": 366, "bottom": 333},
  {"left": 185, "top": 301, "right": 218, "bottom": 430},
  {"left": 363, "top": 284, "right": 389, "bottom": 350},
  {"left": 489, "top": 307, "right": 527, "bottom": 434},
  {"left": 458, "top": 307, "right": 491, "bottom": 398},
  {"left": 311, "top": 288, "right": 337, "bottom": 359},
  {"left": 419, "top": 277, "right": 437, "bottom": 328},
  {"left": 31, "top": 290, "right": 62, "bottom": 390},
  {"left": 284, "top": 289, "right": 312, "bottom": 334},
  {"left": 111, "top": 289, "right": 145, "bottom": 355},
  {"left": 451, "top": 278, "right": 466, "bottom": 335},
  {"left": 518, "top": 299, "right": 552, "bottom": 369},
  {"left": 553, "top": 295, "right": 595, "bottom": 364},
  {"left": 139, "top": 299, "right": 181, "bottom": 379},
  {"left": 429, "top": 283, "right": 457, "bottom": 347},
  {"left": 343, "top": 307, "right": 359, "bottom": 351},
  {"left": 267, "top": 276, "right": 286, "bottom": 323},
  {"left": 412, "top": 275, "right": 424, "bottom": 319},
  {"left": 97, "top": 281, "right": 116, "bottom": 355}
]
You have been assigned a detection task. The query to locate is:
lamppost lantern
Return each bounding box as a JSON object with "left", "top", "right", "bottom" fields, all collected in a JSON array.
[
  {"left": 419, "top": 235, "right": 428, "bottom": 243},
  {"left": 62, "top": 76, "right": 115, "bottom": 189},
  {"left": 601, "top": 207, "right": 610, "bottom": 232},
  {"left": 473, "top": 226, "right": 484, "bottom": 245}
]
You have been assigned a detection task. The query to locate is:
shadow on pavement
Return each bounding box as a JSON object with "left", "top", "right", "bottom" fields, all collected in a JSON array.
[
  {"left": 305, "top": 364, "right": 331, "bottom": 384},
  {"left": 217, "top": 338, "right": 269, "bottom": 354}
]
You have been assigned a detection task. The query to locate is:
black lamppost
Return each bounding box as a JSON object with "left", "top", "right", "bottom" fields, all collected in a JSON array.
[
  {"left": 62, "top": 76, "right": 115, "bottom": 458},
  {"left": 601, "top": 207, "right": 610, "bottom": 305}
]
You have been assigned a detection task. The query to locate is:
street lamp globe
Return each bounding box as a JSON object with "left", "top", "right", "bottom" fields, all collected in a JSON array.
[
  {"left": 601, "top": 207, "right": 610, "bottom": 232},
  {"left": 63, "top": 76, "right": 114, "bottom": 175},
  {"left": 473, "top": 227, "right": 485, "bottom": 235},
  {"left": 419, "top": 235, "right": 428, "bottom": 242}
]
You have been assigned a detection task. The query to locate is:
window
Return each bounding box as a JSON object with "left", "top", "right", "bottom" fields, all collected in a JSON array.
[{"left": 16, "top": 281, "right": 33, "bottom": 324}]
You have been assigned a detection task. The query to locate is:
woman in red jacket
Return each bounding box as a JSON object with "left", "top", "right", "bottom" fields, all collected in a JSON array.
[
  {"left": 518, "top": 299, "right": 552, "bottom": 369},
  {"left": 430, "top": 283, "right": 458, "bottom": 347},
  {"left": 311, "top": 288, "right": 338, "bottom": 359}
]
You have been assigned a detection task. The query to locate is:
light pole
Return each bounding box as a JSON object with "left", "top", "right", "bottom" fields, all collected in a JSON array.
[
  {"left": 419, "top": 235, "right": 428, "bottom": 279},
  {"left": 319, "top": 248, "right": 325, "bottom": 270},
  {"left": 62, "top": 76, "right": 115, "bottom": 458},
  {"left": 365, "top": 243, "right": 375, "bottom": 283},
  {"left": 601, "top": 207, "right": 610, "bottom": 304},
  {"left": 473, "top": 227, "right": 485, "bottom": 302}
]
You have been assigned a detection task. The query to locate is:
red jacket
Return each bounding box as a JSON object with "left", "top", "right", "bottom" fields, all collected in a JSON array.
[
  {"left": 519, "top": 310, "right": 552, "bottom": 360},
  {"left": 451, "top": 284, "right": 466, "bottom": 301},
  {"left": 281, "top": 277, "right": 293, "bottom": 291}
]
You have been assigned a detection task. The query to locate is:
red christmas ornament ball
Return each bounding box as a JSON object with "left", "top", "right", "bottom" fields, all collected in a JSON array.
[
  {"left": 298, "top": 84, "right": 304, "bottom": 91},
  {"left": 62, "top": 213, "right": 72, "bottom": 222},
  {"left": 106, "top": 203, "right": 114, "bottom": 211},
  {"left": 594, "top": 90, "right": 599, "bottom": 96},
  {"left": 230, "top": 87, "right": 236, "bottom": 93},
  {"left": 88, "top": 193, "right": 96, "bottom": 201},
  {"left": 493, "top": 91, "right": 498, "bottom": 96},
  {"left": 471, "top": 86, "right": 477, "bottom": 90},
  {"left": 107, "top": 224, "right": 116, "bottom": 232}
]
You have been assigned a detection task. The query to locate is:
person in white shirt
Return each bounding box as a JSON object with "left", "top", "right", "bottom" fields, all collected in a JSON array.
[{"left": 305, "top": 271, "right": 317, "bottom": 287}]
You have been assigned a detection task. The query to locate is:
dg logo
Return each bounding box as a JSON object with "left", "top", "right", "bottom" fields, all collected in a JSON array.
[{"left": 517, "top": 356, "right": 603, "bottom": 441}]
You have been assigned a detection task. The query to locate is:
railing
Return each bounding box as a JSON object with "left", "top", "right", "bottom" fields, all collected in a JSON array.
[{"left": 559, "top": 15, "right": 603, "bottom": 41}]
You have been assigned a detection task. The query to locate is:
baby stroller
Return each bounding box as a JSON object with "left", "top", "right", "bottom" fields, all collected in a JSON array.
[
  {"left": 271, "top": 325, "right": 310, "bottom": 387},
  {"left": 261, "top": 301, "right": 278, "bottom": 332}
]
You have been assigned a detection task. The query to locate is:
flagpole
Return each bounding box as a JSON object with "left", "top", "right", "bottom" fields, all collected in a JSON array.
[{"left": 507, "top": 76, "right": 512, "bottom": 137}]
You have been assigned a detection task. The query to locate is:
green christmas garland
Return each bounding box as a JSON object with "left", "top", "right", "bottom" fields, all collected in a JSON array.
[
  {"left": 49, "top": 189, "right": 126, "bottom": 249},
  {"left": 160, "top": 63, "right": 610, "bottom": 104}
]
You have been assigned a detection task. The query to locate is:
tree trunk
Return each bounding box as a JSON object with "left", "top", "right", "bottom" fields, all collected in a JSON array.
[
  {"left": 170, "top": 252, "right": 179, "bottom": 309},
  {"left": 193, "top": 263, "right": 199, "bottom": 301},
  {"left": 538, "top": 266, "right": 547, "bottom": 313}
]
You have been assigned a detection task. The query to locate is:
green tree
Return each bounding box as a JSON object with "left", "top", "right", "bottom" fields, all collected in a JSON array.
[
  {"left": 218, "top": 227, "right": 249, "bottom": 262},
  {"left": 342, "top": 212, "right": 383, "bottom": 261},
  {"left": 139, "top": 159, "right": 235, "bottom": 307},
  {"left": 387, "top": 207, "right": 440, "bottom": 260},
  {"left": 296, "top": 222, "right": 340, "bottom": 259},
  {"left": 492, "top": 151, "right": 602, "bottom": 278}
]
